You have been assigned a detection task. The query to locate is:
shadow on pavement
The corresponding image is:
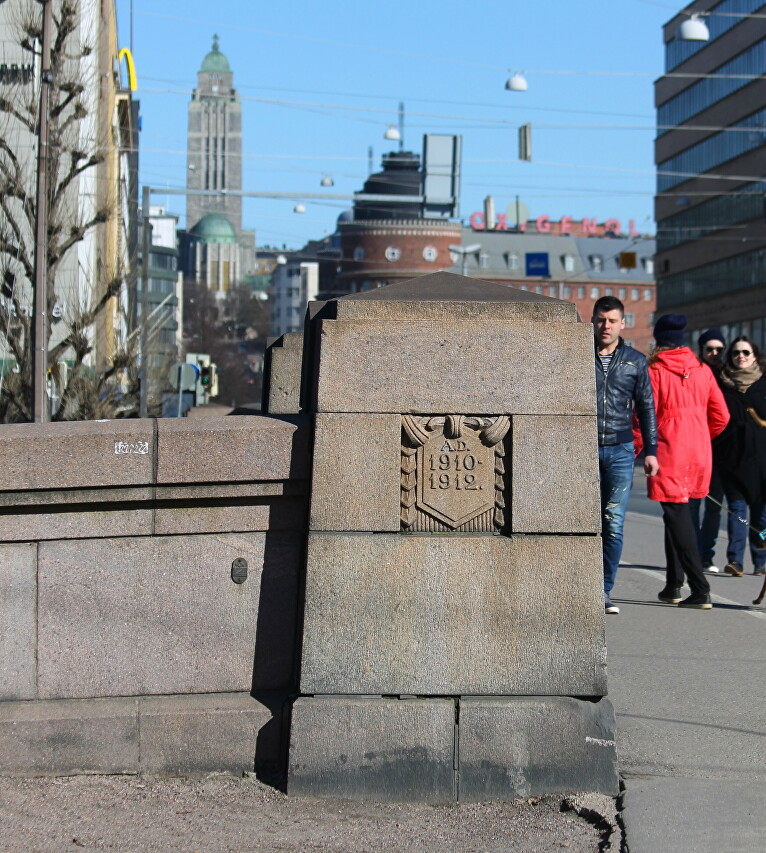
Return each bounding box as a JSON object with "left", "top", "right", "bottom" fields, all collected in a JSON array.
[
  {"left": 611, "top": 598, "right": 675, "bottom": 609},
  {"left": 618, "top": 712, "right": 765, "bottom": 738}
]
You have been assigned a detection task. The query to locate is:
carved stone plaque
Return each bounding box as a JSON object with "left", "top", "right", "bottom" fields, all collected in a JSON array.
[{"left": 401, "top": 415, "right": 510, "bottom": 533}]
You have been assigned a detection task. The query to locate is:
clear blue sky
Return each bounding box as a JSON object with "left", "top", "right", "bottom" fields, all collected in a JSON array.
[{"left": 117, "top": 0, "right": 682, "bottom": 249}]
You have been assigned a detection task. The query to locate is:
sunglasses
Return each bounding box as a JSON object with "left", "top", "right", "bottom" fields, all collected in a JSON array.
[
  {"left": 704, "top": 346, "right": 723, "bottom": 353},
  {"left": 732, "top": 349, "right": 752, "bottom": 357}
]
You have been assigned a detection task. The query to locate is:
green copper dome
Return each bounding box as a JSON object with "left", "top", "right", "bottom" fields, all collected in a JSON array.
[
  {"left": 190, "top": 213, "right": 237, "bottom": 244},
  {"left": 200, "top": 35, "right": 230, "bottom": 73}
]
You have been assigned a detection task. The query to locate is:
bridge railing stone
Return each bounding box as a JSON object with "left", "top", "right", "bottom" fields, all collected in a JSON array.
[{"left": 0, "top": 414, "right": 309, "bottom": 779}]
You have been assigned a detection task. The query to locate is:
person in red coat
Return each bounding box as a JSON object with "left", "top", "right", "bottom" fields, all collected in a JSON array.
[{"left": 634, "top": 314, "right": 730, "bottom": 609}]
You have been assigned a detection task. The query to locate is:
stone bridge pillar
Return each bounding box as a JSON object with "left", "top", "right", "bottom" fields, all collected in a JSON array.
[{"left": 279, "top": 272, "right": 617, "bottom": 802}]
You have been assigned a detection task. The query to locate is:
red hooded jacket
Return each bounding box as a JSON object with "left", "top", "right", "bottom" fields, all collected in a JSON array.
[{"left": 634, "top": 348, "right": 729, "bottom": 503}]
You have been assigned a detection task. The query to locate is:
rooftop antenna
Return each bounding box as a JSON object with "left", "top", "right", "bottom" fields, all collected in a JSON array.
[
  {"left": 398, "top": 100, "right": 404, "bottom": 152},
  {"left": 368, "top": 145, "right": 373, "bottom": 175}
]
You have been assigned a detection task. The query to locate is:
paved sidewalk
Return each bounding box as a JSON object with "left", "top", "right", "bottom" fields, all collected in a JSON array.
[{"left": 607, "top": 480, "right": 766, "bottom": 852}]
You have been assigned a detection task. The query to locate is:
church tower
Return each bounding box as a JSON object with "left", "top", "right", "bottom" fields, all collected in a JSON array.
[
  {"left": 186, "top": 35, "right": 242, "bottom": 232},
  {"left": 183, "top": 36, "right": 254, "bottom": 289}
]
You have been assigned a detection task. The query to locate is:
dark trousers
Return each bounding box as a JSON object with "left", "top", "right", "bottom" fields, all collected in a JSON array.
[
  {"left": 689, "top": 466, "right": 724, "bottom": 565},
  {"left": 661, "top": 502, "right": 711, "bottom": 596}
]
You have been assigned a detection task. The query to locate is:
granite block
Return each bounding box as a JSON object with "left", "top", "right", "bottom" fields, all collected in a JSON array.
[
  {"left": 332, "top": 299, "right": 577, "bottom": 322},
  {"left": 310, "top": 414, "right": 401, "bottom": 532},
  {"left": 314, "top": 320, "right": 595, "bottom": 414},
  {"left": 265, "top": 332, "right": 304, "bottom": 415},
  {"left": 300, "top": 533, "right": 606, "bottom": 696},
  {"left": 155, "top": 496, "right": 308, "bottom": 535},
  {"left": 0, "top": 485, "right": 152, "bottom": 508},
  {"left": 332, "top": 272, "right": 577, "bottom": 313},
  {"left": 154, "top": 482, "right": 305, "bottom": 501},
  {"left": 0, "top": 507, "right": 153, "bottom": 542},
  {"left": 288, "top": 696, "right": 456, "bottom": 803},
  {"left": 511, "top": 415, "right": 600, "bottom": 533},
  {"left": 458, "top": 696, "right": 619, "bottom": 800},
  {"left": 0, "top": 697, "right": 139, "bottom": 774},
  {"left": 0, "top": 544, "right": 37, "bottom": 700},
  {"left": 38, "top": 532, "right": 302, "bottom": 699},
  {"left": 139, "top": 692, "right": 272, "bottom": 775},
  {"left": 0, "top": 419, "right": 154, "bottom": 492},
  {"left": 156, "top": 415, "right": 310, "bottom": 484}
]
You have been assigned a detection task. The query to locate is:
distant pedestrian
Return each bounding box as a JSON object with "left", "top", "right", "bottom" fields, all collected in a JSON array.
[
  {"left": 689, "top": 328, "right": 727, "bottom": 572},
  {"left": 592, "top": 296, "right": 658, "bottom": 615},
  {"left": 715, "top": 336, "right": 766, "bottom": 577},
  {"left": 635, "top": 314, "right": 729, "bottom": 609}
]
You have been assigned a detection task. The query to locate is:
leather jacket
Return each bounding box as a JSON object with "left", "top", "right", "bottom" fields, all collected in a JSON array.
[{"left": 595, "top": 339, "right": 658, "bottom": 455}]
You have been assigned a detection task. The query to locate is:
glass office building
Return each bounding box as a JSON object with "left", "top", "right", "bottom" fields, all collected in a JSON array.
[{"left": 656, "top": 1, "right": 766, "bottom": 347}]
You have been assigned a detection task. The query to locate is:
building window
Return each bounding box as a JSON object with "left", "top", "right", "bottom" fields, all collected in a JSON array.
[
  {"left": 385, "top": 246, "right": 401, "bottom": 262},
  {"left": 644, "top": 289, "right": 653, "bottom": 301},
  {"left": 590, "top": 286, "right": 600, "bottom": 299},
  {"left": 507, "top": 253, "right": 520, "bottom": 270},
  {"left": 519, "top": 284, "right": 528, "bottom": 291},
  {"left": 631, "top": 288, "right": 640, "bottom": 301},
  {"left": 591, "top": 255, "right": 603, "bottom": 271},
  {"left": 423, "top": 246, "right": 437, "bottom": 262},
  {"left": 353, "top": 247, "right": 365, "bottom": 261},
  {"left": 577, "top": 286, "right": 585, "bottom": 299},
  {"left": 548, "top": 285, "right": 557, "bottom": 297},
  {"left": 534, "top": 285, "right": 543, "bottom": 294},
  {"left": 648, "top": 312, "right": 655, "bottom": 326},
  {"left": 642, "top": 258, "right": 654, "bottom": 275},
  {"left": 605, "top": 288, "right": 613, "bottom": 296},
  {"left": 625, "top": 313, "right": 635, "bottom": 328},
  {"left": 479, "top": 252, "right": 490, "bottom": 269},
  {"left": 657, "top": 104, "right": 766, "bottom": 192},
  {"left": 562, "top": 285, "right": 571, "bottom": 298},
  {"left": 618, "top": 288, "right": 626, "bottom": 300},
  {"left": 563, "top": 254, "right": 575, "bottom": 272}
]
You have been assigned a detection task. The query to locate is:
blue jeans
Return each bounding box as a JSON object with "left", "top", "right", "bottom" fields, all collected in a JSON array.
[
  {"left": 599, "top": 443, "right": 635, "bottom": 596},
  {"left": 726, "top": 497, "right": 766, "bottom": 569}
]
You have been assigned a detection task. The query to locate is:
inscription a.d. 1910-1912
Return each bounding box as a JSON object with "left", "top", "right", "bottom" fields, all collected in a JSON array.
[{"left": 401, "top": 415, "right": 509, "bottom": 533}]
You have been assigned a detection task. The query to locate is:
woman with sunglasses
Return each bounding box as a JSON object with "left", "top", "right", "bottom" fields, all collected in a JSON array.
[{"left": 716, "top": 336, "right": 766, "bottom": 577}]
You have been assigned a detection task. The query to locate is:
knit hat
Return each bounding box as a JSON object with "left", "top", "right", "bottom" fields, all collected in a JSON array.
[
  {"left": 697, "top": 327, "right": 726, "bottom": 350},
  {"left": 653, "top": 313, "right": 687, "bottom": 348}
]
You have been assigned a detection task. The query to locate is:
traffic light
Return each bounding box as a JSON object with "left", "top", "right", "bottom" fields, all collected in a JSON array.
[
  {"left": 518, "top": 123, "right": 532, "bottom": 162},
  {"left": 200, "top": 364, "right": 211, "bottom": 388}
]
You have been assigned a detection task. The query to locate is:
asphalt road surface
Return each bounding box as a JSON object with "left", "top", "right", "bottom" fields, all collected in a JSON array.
[{"left": 607, "top": 467, "right": 766, "bottom": 852}]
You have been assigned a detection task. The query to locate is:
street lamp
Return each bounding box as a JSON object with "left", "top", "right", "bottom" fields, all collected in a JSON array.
[
  {"left": 678, "top": 14, "right": 709, "bottom": 41},
  {"left": 449, "top": 243, "right": 482, "bottom": 276},
  {"left": 505, "top": 72, "right": 528, "bottom": 92}
]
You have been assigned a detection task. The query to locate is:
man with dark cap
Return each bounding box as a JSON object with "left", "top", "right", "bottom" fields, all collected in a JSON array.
[
  {"left": 592, "top": 296, "right": 658, "bottom": 615},
  {"left": 698, "top": 328, "right": 726, "bottom": 372},
  {"left": 690, "top": 328, "right": 728, "bottom": 572}
]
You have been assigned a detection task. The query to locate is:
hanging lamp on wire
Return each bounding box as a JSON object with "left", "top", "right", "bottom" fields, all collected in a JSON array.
[
  {"left": 505, "top": 72, "right": 528, "bottom": 92},
  {"left": 678, "top": 14, "right": 709, "bottom": 41}
]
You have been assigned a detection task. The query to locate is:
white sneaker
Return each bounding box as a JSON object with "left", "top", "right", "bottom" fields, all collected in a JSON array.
[{"left": 704, "top": 563, "right": 720, "bottom": 573}]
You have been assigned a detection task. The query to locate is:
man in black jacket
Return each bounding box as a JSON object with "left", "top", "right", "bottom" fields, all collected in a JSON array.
[{"left": 593, "top": 296, "right": 659, "bottom": 614}]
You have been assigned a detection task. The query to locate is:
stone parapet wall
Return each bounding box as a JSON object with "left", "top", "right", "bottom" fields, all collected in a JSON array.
[{"left": 0, "top": 415, "right": 310, "bottom": 777}]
